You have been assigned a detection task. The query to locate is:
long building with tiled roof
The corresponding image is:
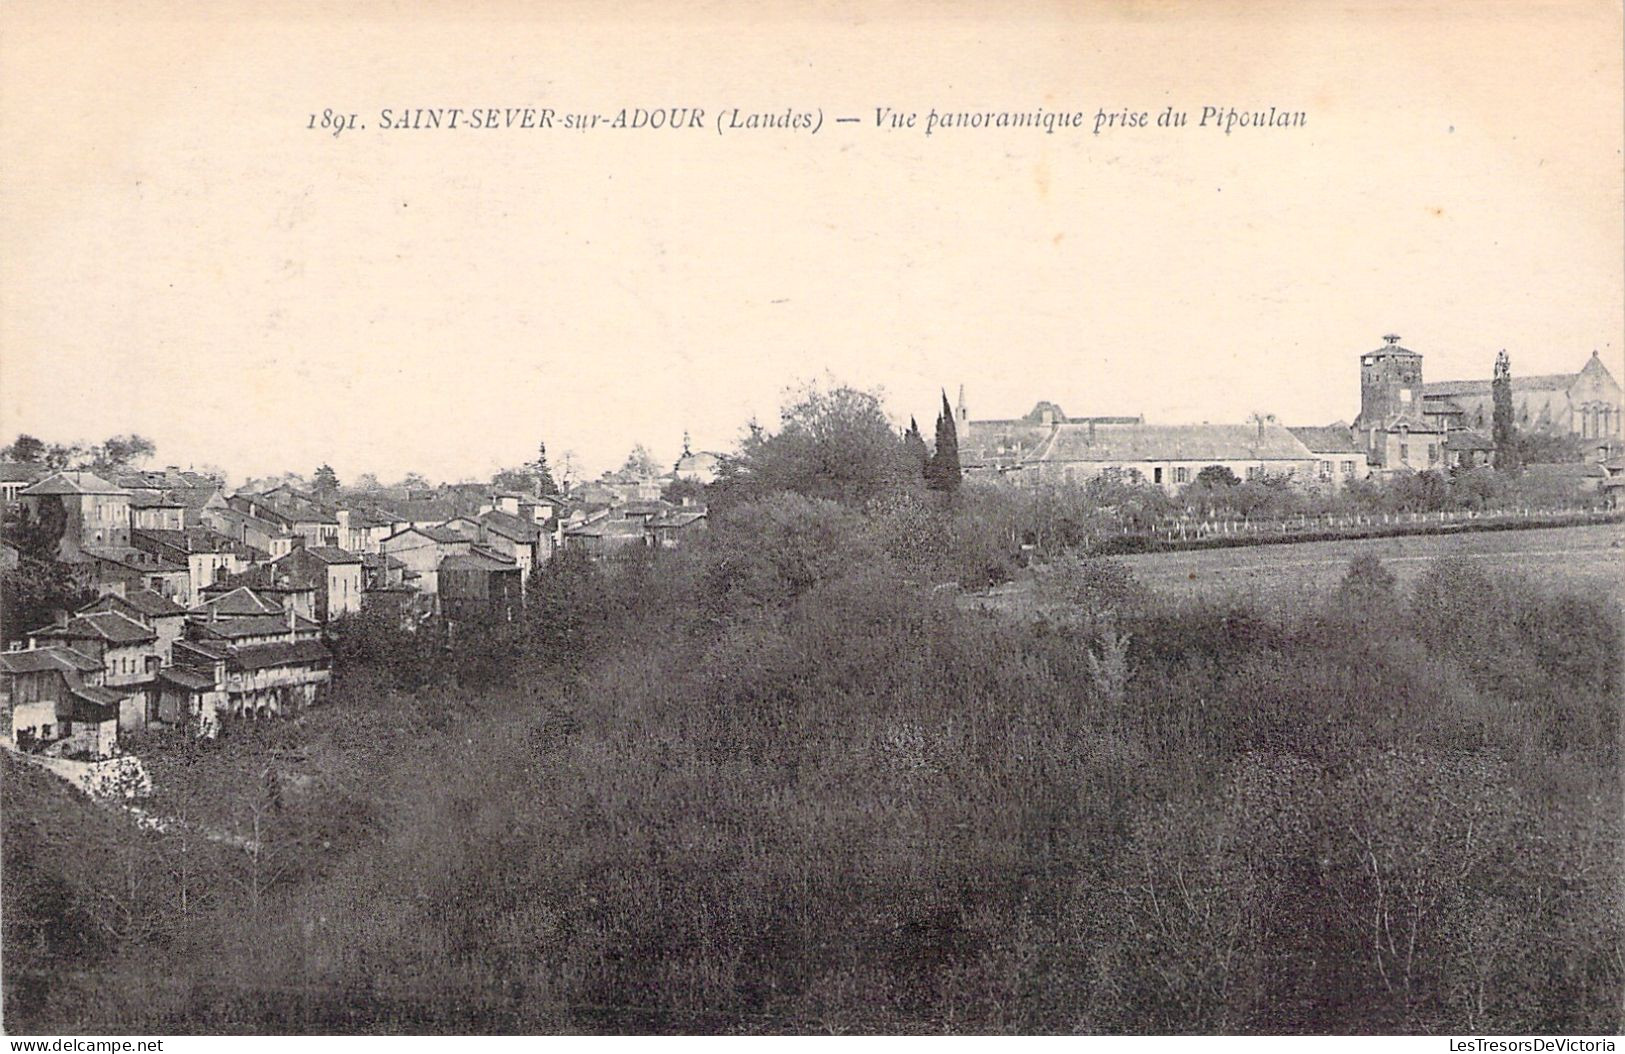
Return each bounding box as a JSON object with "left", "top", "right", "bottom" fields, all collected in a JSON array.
[{"left": 959, "top": 389, "right": 1318, "bottom": 490}]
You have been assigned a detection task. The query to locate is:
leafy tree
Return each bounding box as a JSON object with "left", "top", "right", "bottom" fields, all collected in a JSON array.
[
  {"left": 42, "top": 442, "right": 85, "bottom": 471},
  {"left": 89, "top": 434, "right": 156, "bottom": 473},
  {"left": 3, "top": 434, "right": 46, "bottom": 463},
  {"left": 311, "top": 464, "right": 340, "bottom": 501},
  {"left": 1196, "top": 464, "right": 1241, "bottom": 487},
  {"left": 5, "top": 499, "right": 67, "bottom": 561},
  {"left": 925, "top": 391, "right": 962, "bottom": 494},
  {"left": 490, "top": 466, "right": 538, "bottom": 493},
  {"left": 699, "top": 492, "right": 883, "bottom": 612},
  {"left": 2, "top": 503, "right": 92, "bottom": 642},
  {"left": 1336, "top": 553, "right": 1397, "bottom": 608},
  {"left": 532, "top": 442, "right": 560, "bottom": 497},
  {"left": 1512, "top": 429, "right": 1584, "bottom": 465},
  {"left": 1492, "top": 350, "right": 1519, "bottom": 472},
  {"left": 661, "top": 476, "right": 707, "bottom": 505},
  {"left": 1449, "top": 465, "right": 1502, "bottom": 510},
  {"left": 621, "top": 444, "right": 661, "bottom": 478},
  {"left": 714, "top": 381, "right": 915, "bottom": 509}
]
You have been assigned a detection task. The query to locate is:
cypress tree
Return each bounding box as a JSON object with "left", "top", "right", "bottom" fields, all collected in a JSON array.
[
  {"left": 1491, "top": 350, "right": 1518, "bottom": 472},
  {"left": 926, "top": 391, "right": 962, "bottom": 493},
  {"left": 903, "top": 416, "right": 930, "bottom": 477},
  {"left": 533, "top": 442, "right": 560, "bottom": 497}
]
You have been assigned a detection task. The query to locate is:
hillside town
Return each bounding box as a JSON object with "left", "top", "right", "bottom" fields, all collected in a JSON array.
[{"left": 1, "top": 340, "right": 1621, "bottom": 767}]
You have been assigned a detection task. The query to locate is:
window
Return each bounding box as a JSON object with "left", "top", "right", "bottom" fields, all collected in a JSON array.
[
  {"left": 1153, "top": 467, "right": 1163, "bottom": 484},
  {"left": 1399, "top": 443, "right": 1409, "bottom": 461},
  {"left": 1342, "top": 460, "right": 1355, "bottom": 478},
  {"left": 1175, "top": 466, "right": 1189, "bottom": 484},
  {"left": 1427, "top": 443, "right": 1438, "bottom": 463},
  {"left": 1246, "top": 466, "right": 1262, "bottom": 481},
  {"left": 1319, "top": 461, "right": 1332, "bottom": 480}
]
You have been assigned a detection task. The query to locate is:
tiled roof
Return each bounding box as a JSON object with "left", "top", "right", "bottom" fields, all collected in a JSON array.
[
  {"left": 174, "top": 639, "right": 231, "bottom": 663},
  {"left": 277, "top": 545, "right": 362, "bottom": 565},
  {"left": 1036, "top": 423, "right": 1315, "bottom": 464},
  {"left": 478, "top": 509, "right": 540, "bottom": 541},
  {"left": 159, "top": 667, "right": 217, "bottom": 691},
  {"left": 1421, "top": 375, "right": 1580, "bottom": 398},
  {"left": 565, "top": 518, "right": 648, "bottom": 539},
  {"left": 85, "top": 546, "right": 188, "bottom": 573},
  {"left": 439, "top": 552, "right": 521, "bottom": 572},
  {"left": 620, "top": 499, "right": 677, "bottom": 516},
  {"left": 191, "top": 586, "right": 284, "bottom": 616},
  {"left": 229, "top": 639, "right": 331, "bottom": 672},
  {"left": 19, "top": 471, "right": 126, "bottom": 496},
  {"left": 81, "top": 588, "right": 186, "bottom": 619},
  {"left": 0, "top": 462, "right": 46, "bottom": 484},
  {"left": 129, "top": 491, "right": 185, "bottom": 508},
  {"left": 239, "top": 491, "right": 339, "bottom": 524},
  {"left": 134, "top": 526, "right": 260, "bottom": 558},
  {"left": 205, "top": 564, "right": 320, "bottom": 593},
  {"left": 650, "top": 509, "right": 708, "bottom": 529},
  {"left": 71, "top": 683, "right": 127, "bottom": 706},
  {"left": 1287, "top": 425, "right": 1363, "bottom": 454},
  {"left": 334, "top": 505, "right": 393, "bottom": 527},
  {"left": 379, "top": 500, "right": 459, "bottom": 523},
  {"left": 191, "top": 613, "right": 320, "bottom": 640},
  {"left": 384, "top": 525, "right": 467, "bottom": 545},
  {"left": 0, "top": 646, "right": 103, "bottom": 675},
  {"left": 205, "top": 506, "right": 289, "bottom": 538},
  {"left": 31, "top": 611, "right": 157, "bottom": 645},
  {"left": 1374, "top": 410, "right": 1440, "bottom": 433},
  {"left": 114, "top": 469, "right": 219, "bottom": 490},
  {"left": 1444, "top": 429, "right": 1497, "bottom": 451}
]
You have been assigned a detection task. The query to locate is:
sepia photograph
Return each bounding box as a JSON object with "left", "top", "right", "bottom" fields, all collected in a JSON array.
[{"left": 1, "top": 0, "right": 1621, "bottom": 1043}]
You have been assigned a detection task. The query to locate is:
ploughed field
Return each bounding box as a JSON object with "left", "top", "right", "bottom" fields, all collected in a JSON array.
[{"left": 977, "top": 522, "right": 1625, "bottom": 612}]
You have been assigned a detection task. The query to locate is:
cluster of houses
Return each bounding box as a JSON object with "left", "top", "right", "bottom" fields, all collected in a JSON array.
[{"left": 0, "top": 456, "right": 715, "bottom": 762}]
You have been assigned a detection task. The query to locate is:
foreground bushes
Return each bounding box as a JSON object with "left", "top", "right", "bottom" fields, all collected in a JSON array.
[{"left": 4, "top": 534, "right": 1619, "bottom": 1034}]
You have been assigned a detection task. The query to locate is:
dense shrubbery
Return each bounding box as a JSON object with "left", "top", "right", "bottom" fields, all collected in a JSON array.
[{"left": 5, "top": 514, "right": 1618, "bottom": 1033}]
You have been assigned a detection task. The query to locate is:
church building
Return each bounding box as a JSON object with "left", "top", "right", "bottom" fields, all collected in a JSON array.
[{"left": 1421, "top": 349, "right": 1622, "bottom": 451}]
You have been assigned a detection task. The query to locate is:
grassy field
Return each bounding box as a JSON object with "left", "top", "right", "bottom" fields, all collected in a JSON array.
[{"left": 972, "top": 522, "right": 1625, "bottom": 614}]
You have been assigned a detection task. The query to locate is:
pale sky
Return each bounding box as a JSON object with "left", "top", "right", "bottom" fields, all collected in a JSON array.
[{"left": 2, "top": 1, "right": 1621, "bottom": 484}]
